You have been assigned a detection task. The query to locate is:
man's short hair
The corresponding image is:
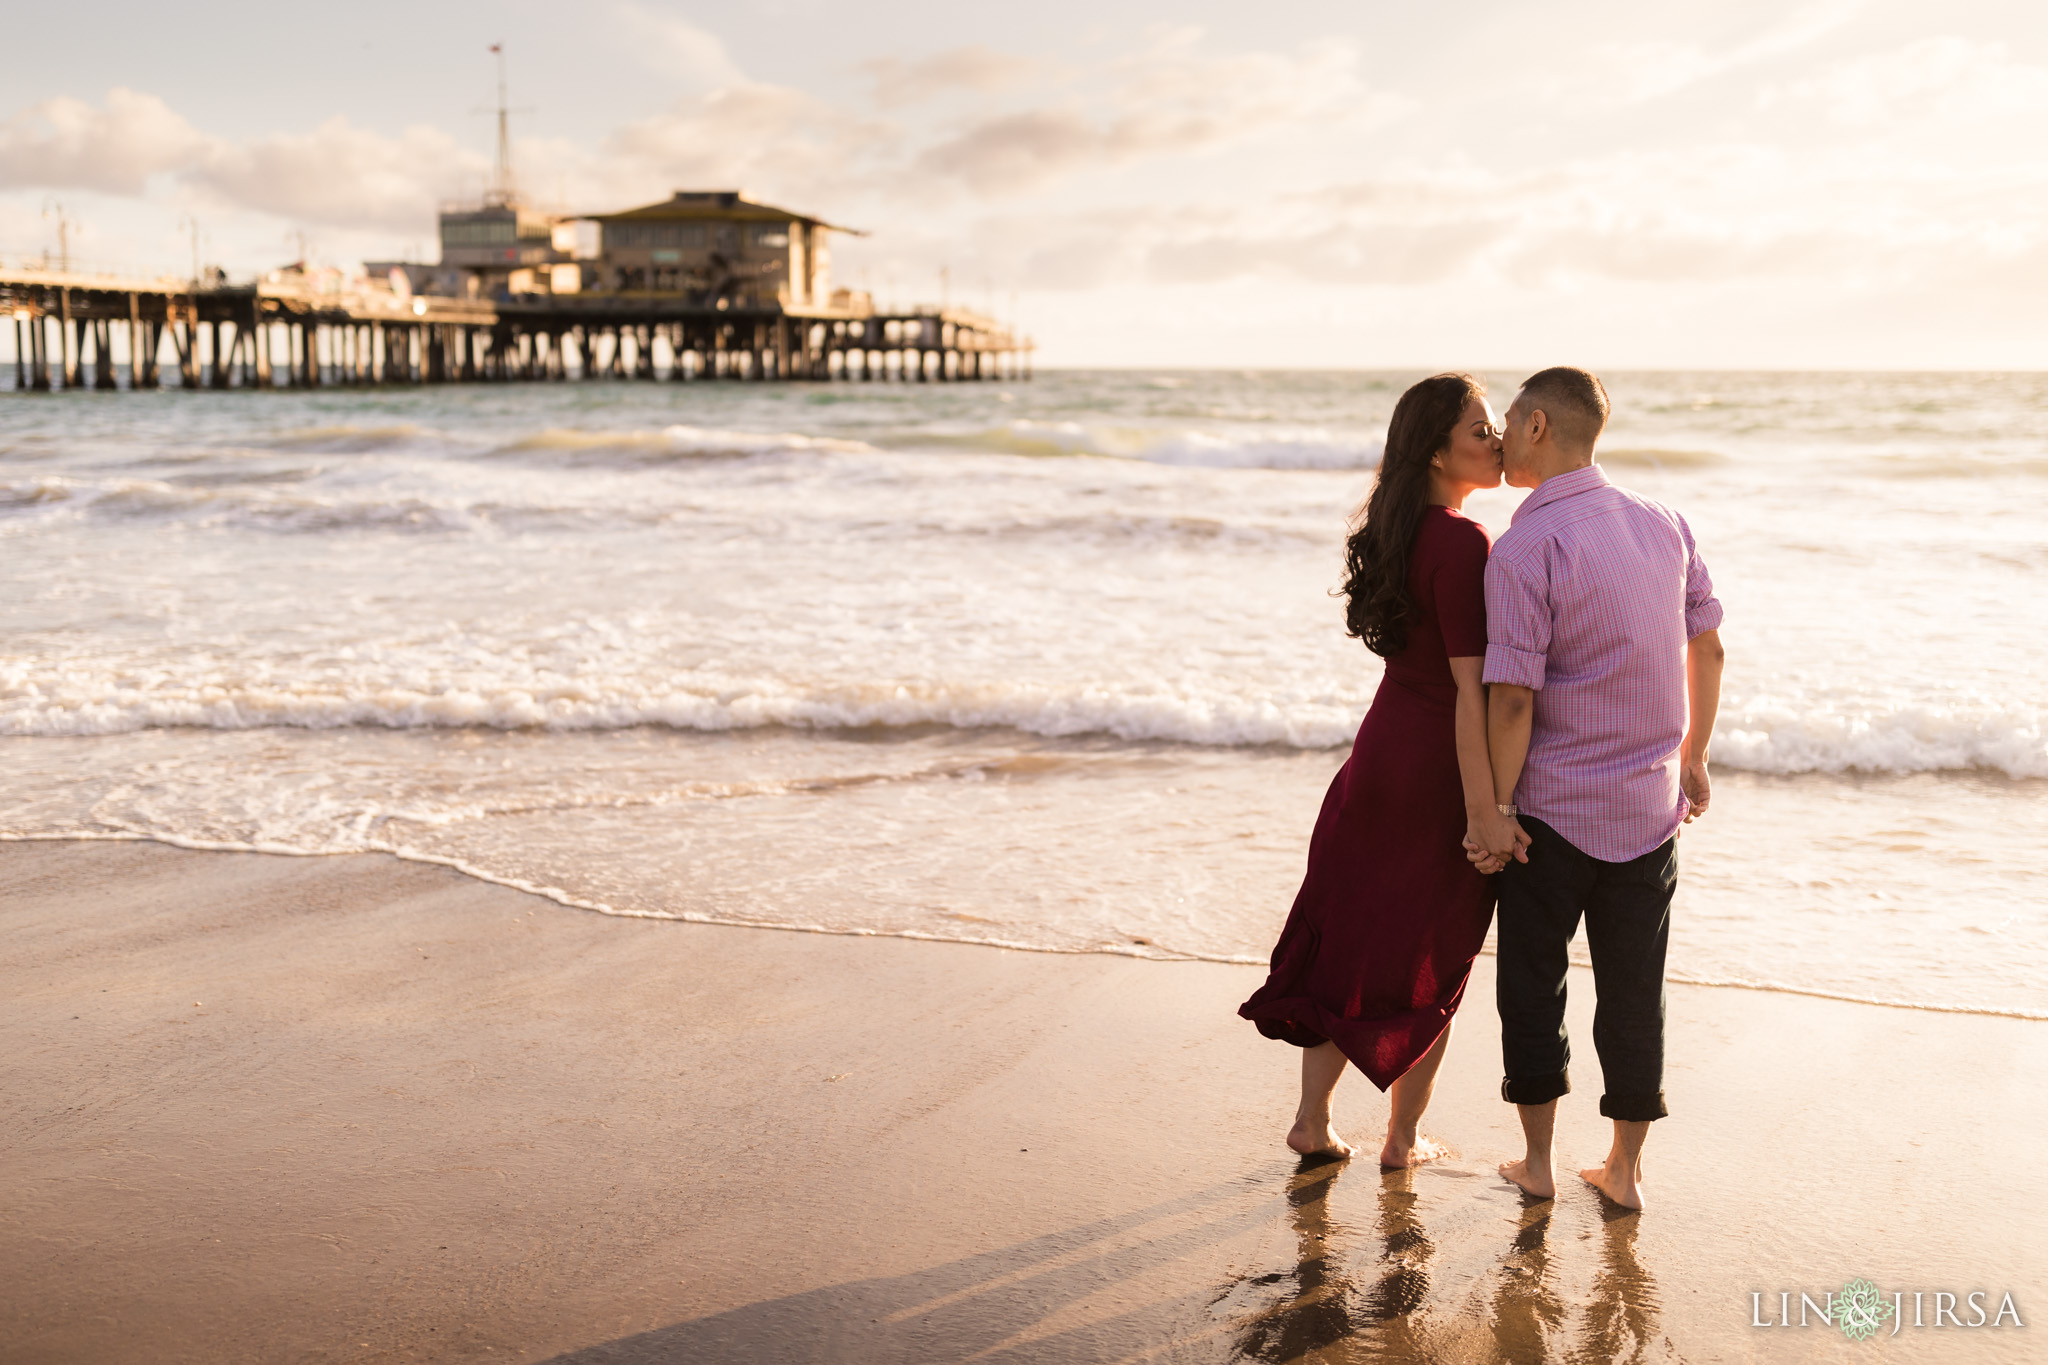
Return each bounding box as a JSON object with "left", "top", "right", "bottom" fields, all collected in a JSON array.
[{"left": 1517, "top": 366, "right": 1610, "bottom": 453}]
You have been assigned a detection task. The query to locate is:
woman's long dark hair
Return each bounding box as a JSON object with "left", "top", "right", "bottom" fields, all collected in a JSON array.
[{"left": 1342, "top": 373, "right": 1484, "bottom": 657}]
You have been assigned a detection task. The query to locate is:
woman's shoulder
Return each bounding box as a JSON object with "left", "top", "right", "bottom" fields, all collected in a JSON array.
[{"left": 1417, "top": 506, "right": 1493, "bottom": 560}]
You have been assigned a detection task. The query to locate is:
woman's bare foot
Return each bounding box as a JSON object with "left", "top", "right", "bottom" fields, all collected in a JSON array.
[
  {"left": 1380, "top": 1132, "right": 1450, "bottom": 1168},
  {"left": 1286, "top": 1042, "right": 1354, "bottom": 1159},
  {"left": 1287, "top": 1117, "right": 1355, "bottom": 1159},
  {"left": 1578, "top": 1160, "right": 1644, "bottom": 1210},
  {"left": 1498, "top": 1156, "right": 1555, "bottom": 1199}
]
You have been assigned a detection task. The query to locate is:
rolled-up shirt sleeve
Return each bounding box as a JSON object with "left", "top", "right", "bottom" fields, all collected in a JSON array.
[
  {"left": 1678, "top": 513, "right": 1725, "bottom": 639},
  {"left": 1482, "top": 553, "right": 1550, "bottom": 690}
]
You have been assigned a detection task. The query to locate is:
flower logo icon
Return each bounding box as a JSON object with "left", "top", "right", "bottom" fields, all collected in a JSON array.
[{"left": 1834, "top": 1278, "right": 1895, "bottom": 1341}]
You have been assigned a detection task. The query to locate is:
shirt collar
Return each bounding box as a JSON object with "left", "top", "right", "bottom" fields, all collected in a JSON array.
[{"left": 1511, "top": 462, "right": 1610, "bottom": 525}]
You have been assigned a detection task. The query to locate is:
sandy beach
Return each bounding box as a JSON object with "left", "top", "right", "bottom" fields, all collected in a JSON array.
[{"left": 1, "top": 838, "right": 2040, "bottom": 1363}]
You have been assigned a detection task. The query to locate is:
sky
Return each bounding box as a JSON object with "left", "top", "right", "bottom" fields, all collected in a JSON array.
[{"left": 2, "top": 0, "right": 2043, "bottom": 368}]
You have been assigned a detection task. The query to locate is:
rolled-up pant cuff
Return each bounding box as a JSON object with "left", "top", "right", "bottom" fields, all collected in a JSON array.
[
  {"left": 1600, "top": 1091, "right": 1669, "bottom": 1121},
  {"left": 1501, "top": 1069, "right": 1570, "bottom": 1106}
]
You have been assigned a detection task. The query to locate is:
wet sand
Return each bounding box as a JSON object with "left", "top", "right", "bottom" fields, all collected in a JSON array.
[{"left": 2, "top": 839, "right": 2041, "bottom": 1363}]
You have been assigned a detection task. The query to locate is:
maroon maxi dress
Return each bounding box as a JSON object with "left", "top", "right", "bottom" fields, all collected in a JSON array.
[{"left": 1239, "top": 506, "right": 1497, "bottom": 1090}]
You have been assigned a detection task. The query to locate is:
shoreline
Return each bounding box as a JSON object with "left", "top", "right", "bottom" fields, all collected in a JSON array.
[
  {"left": 7, "top": 826, "right": 2043, "bottom": 1023},
  {"left": 4, "top": 838, "right": 2042, "bottom": 1363}
]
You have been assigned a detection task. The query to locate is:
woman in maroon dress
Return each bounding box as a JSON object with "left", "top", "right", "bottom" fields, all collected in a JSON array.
[{"left": 1240, "top": 372, "right": 1508, "bottom": 1167}]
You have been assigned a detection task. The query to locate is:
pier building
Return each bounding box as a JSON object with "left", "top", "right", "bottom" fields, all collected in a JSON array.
[{"left": 591, "top": 190, "right": 861, "bottom": 312}]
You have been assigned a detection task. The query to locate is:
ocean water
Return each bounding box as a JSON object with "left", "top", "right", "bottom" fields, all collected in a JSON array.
[{"left": 2, "top": 370, "right": 2043, "bottom": 1017}]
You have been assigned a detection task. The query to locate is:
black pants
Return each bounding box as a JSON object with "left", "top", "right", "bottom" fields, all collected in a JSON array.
[{"left": 1496, "top": 817, "right": 1674, "bottom": 1122}]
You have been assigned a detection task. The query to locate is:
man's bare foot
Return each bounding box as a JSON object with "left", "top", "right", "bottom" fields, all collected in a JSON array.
[
  {"left": 1381, "top": 1133, "right": 1451, "bottom": 1168},
  {"left": 1498, "top": 1157, "right": 1555, "bottom": 1199},
  {"left": 1287, "top": 1117, "right": 1355, "bottom": 1159},
  {"left": 1579, "top": 1162, "right": 1644, "bottom": 1210}
]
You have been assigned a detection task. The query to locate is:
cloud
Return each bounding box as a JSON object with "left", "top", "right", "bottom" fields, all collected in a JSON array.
[
  {"left": 951, "top": 106, "right": 2048, "bottom": 299},
  {"left": 1765, "top": 37, "right": 2048, "bottom": 130},
  {"left": 596, "top": 84, "right": 894, "bottom": 210},
  {"left": 956, "top": 183, "right": 1509, "bottom": 292},
  {"left": 0, "top": 29, "right": 1397, "bottom": 246},
  {"left": 0, "top": 89, "right": 477, "bottom": 233},
  {"left": 6, "top": 14, "right": 2041, "bottom": 326},
  {"left": 1146, "top": 222, "right": 1508, "bottom": 288},
  {"left": 610, "top": 3, "right": 746, "bottom": 89},
  {"left": 914, "top": 35, "right": 1390, "bottom": 196},
  {"left": 864, "top": 46, "right": 1039, "bottom": 108},
  {"left": 586, "top": 32, "right": 1389, "bottom": 208},
  {"left": 916, "top": 108, "right": 1112, "bottom": 196},
  {"left": 974, "top": 209, "right": 1154, "bottom": 289},
  {"left": 0, "top": 88, "right": 207, "bottom": 195},
  {"left": 1576, "top": 0, "right": 1866, "bottom": 105},
  {"left": 191, "top": 120, "right": 484, "bottom": 232}
]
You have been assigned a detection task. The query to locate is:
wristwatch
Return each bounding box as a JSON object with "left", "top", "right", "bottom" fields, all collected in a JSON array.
[{"left": 1495, "top": 804, "right": 1518, "bottom": 817}]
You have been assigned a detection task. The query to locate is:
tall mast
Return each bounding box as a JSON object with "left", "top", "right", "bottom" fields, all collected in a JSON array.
[{"left": 489, "top": 43, "right": 515, "bottom": 206}]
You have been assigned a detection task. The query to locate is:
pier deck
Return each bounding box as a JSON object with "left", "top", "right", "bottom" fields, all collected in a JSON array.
[{"left": 0, "top": 267, "right": 1031, "bottom": 390}]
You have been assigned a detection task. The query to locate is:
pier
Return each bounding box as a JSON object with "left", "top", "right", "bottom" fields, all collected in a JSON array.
[
  {"left": 1, "top": 264, "right": 1031, "bottom": 390},
  {"left": 6, "top": 53, "right": 1032, "bottom": 393}
]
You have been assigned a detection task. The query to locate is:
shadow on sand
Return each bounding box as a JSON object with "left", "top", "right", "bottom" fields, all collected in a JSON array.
[
  {"left": 538, "top": 1177, "right": 1279, "bottom": 1364},
  {"left": 541, "top": 1157, "right": 1671, "bottom": 1364}
]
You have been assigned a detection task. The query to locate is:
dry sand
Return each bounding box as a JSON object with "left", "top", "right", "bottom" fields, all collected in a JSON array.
[{"left": 1, "top": 838, "right": 2041, "bottom": 1363}]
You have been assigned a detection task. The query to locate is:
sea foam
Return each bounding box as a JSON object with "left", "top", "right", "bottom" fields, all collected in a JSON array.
[
  {"left": 499, "top": 424, "right": 877, "bottom": 461},
  {"left": 925, "top": 419, "right": 1382, "bottom": 469},
  {"left": 4, "top": 670, "right": 2040, "bottom": 778}
]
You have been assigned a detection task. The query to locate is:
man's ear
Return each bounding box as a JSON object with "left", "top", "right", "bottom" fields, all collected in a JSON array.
[{"left": 1527, "top": 408, "right": 1549, "bottom": 446}]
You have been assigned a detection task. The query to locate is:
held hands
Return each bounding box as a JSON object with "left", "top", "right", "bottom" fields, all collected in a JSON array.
[
  {"left": 1462, "top": 835, "right": 1505, "bottom": 875},
  {"left": 1464, "top": 811, "right": 1531, "bottom": 876},
  {"left": 1681, "top": 757, "right": 1712, "bottom": 823}
]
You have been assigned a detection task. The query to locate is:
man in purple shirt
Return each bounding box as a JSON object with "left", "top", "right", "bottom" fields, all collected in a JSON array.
[{"left": 1469, "top": 366, "right": 1725, "bottom": 1212}]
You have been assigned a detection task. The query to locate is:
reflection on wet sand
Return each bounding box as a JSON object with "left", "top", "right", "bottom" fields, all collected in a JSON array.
[
  {"left": 1573, "top": 1203, "right": 1666, "bottom": 1364},
  {"left": 1224, "top": 1155, "right": 1445, "bottom": 1361},
  {"left": 1487, "top": 1197, "right": 1566, "bottom": 1361},
  {"left": 531, "top": 1142, "right": 1672, "bottom": 1364},
  {"left": 1224, "top": 1155, "right": 1367, "bottom": 1360},
  {"left": 1483, "top": 1192, "right": 1668, "bottom": 1363},
  {"left": 1220, "top": 1157, "right": 1674, "bottom": 1364}
]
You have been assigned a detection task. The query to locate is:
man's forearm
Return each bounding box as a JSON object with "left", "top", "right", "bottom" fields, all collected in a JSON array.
[
  {"left": 1684, "top": 630, "right": 1725, "bottom": 763},
  {"left": 1487, "top": 685, "right": 1535, "bottom": 806}
]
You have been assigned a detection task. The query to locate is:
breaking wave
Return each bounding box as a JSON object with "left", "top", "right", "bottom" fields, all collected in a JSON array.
[
  {"left": 927, "top": 420, "right": 1383, "bottom": 470},
  {"left": 0, "top": 473, "right": 1312, "bottom": 543},
  {"left": 1716, "top": 699, "right": 2047, "bottom": 780},
  {"left": 496, "top": 424, "right": 877, "bottom": 463},
  {"left": 3, "top": 670, "right": 2041, "bottom": 778},
  {"left": 263, "top": 424, "right": 427, "bottom": 453},
  {"left": 0, "top": 674, "right": 1369, "bottom": 750},
  {"left": 0, "top": 475, "right": 483, "bottom": 533}
]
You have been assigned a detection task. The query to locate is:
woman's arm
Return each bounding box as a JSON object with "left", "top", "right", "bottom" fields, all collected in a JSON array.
[{"left": 1450, "top": 656, "right": 1523, "bottom": 870}]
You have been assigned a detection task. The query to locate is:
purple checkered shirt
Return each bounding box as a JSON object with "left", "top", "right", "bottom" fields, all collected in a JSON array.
[{"left": 1482, "top": 464, "right": 1724, "bottom": 863}]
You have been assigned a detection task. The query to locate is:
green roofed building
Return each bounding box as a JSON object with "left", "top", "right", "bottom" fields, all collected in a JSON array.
[{"left": 590, "top": 191, "right": 865, "bottom": 312}]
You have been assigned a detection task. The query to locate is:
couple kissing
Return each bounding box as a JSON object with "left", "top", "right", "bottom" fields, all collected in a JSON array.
[{"left": 1238, "top": 366, "right": 1726, "bottom": 1212}]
